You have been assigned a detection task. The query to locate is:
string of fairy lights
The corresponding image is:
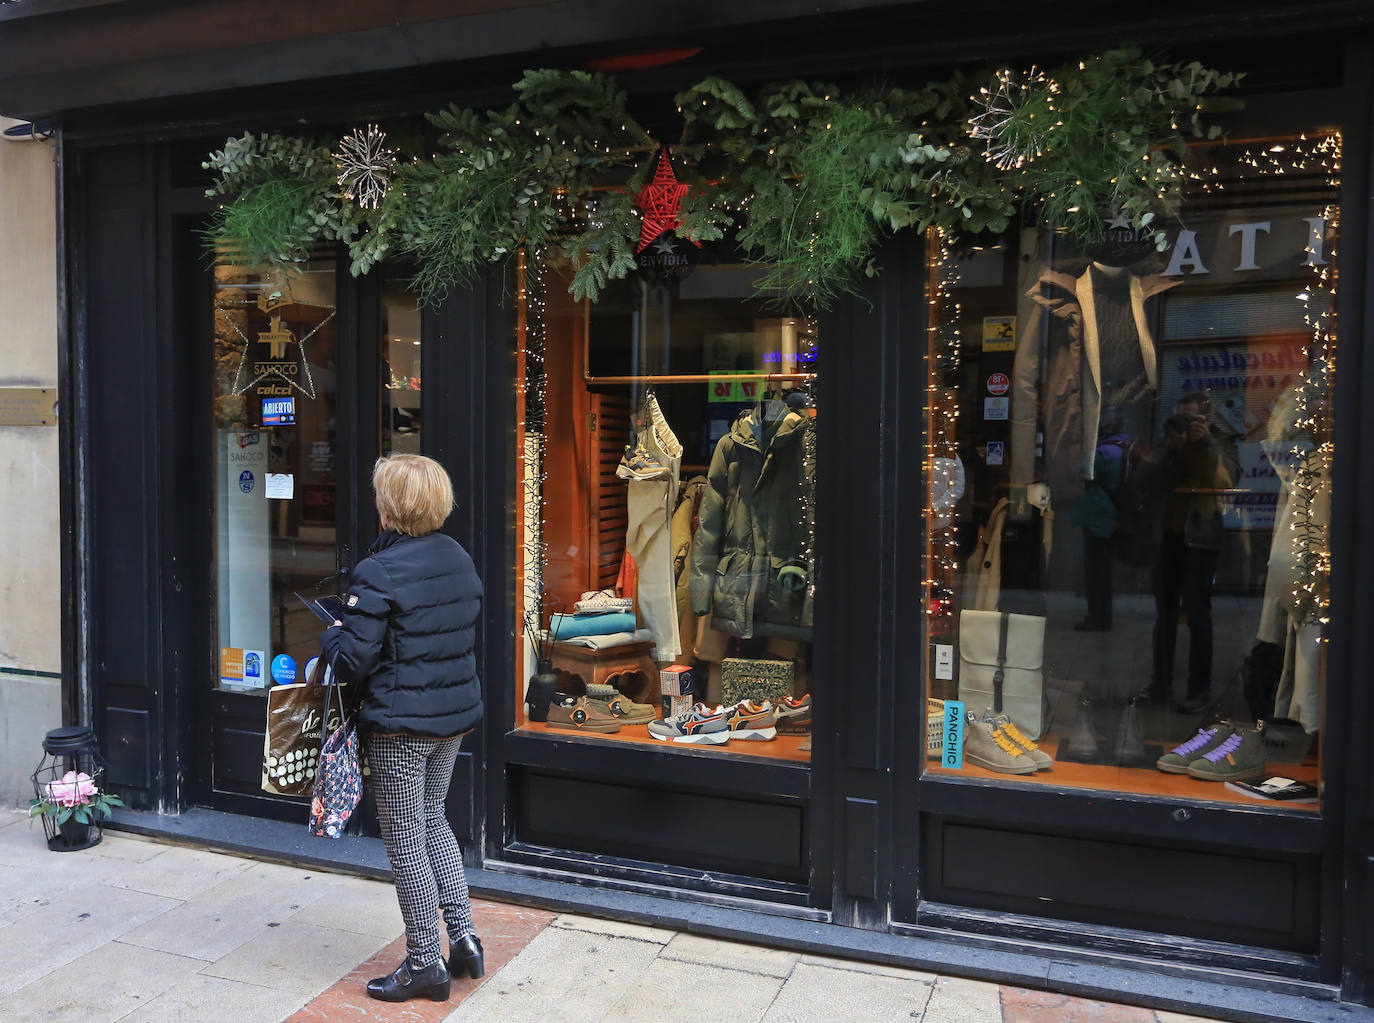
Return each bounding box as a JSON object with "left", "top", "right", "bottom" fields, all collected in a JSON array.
[
  {"left": 517, "top": 251, "right": 551, "bottom": 644},
  {"left": 1244, "top": 131, "right": 1340, "bottom": 629},
  {"left": 924, "top": 229, "right": 962, "bottom": 619}
]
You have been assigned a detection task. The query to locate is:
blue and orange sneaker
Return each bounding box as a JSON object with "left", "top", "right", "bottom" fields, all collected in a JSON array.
[
  {"left": 722, "top": 700, "right": 778, "bottom": 741},
  {"left": 648, "top": 703, "right": 729, "bottom": 745}
]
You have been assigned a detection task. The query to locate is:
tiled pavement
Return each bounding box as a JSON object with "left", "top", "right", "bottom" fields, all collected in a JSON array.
[{"left": 0, "top": 808, "right": 1224, "bottom": 1023}]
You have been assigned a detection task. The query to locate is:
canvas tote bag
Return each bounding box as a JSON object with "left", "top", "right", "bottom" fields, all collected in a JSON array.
[{"left": 957, "top": 609, "right": 1047, "bottom": 739}]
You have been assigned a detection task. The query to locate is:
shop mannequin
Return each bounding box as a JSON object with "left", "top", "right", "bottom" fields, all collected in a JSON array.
[
  {"left": 1009, "top": 231, "right": 1178, "bottom": 554},
  {"left": 1254, "top": 374, "right": 1329, "bottom": 732},
  {"left": 690, "top": 404, "right": 813, "bottom": 641}
]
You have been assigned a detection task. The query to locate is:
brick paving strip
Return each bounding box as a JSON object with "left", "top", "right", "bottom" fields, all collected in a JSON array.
[
  {"left": 284, "top": 898, "right": 555, "bottom": 1022},
  {"left": 1001, "top": 986, "right": 1161, "bottom": 1022}
]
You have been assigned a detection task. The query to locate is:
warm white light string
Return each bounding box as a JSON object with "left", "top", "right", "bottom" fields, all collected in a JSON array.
[{"left": 924, "top": 229, "right": 961, "bottom": 618}]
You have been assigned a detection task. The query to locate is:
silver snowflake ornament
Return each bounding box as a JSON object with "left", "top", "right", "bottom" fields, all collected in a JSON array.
[
  {"left": 335, "top": 125, "right": 396, "bottom": 210},
  {"left": 968, "top": 67, "right": 1051, "bottom": 171}
]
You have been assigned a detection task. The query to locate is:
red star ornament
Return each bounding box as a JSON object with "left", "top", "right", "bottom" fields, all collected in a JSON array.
[{"left": 635, "top": 145, "right": 700, "bottom": 253}]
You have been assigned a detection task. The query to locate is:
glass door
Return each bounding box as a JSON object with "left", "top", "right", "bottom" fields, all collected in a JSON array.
[{"left": 204, "top": 251, "right": 346, "bottom": 808}]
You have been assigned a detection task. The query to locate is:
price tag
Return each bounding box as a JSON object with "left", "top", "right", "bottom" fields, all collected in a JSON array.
[{"left": 707, "top": 370, "right": 764, "bottom": 403}]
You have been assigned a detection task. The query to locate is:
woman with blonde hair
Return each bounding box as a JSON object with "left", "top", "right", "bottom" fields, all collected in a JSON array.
[{"left": 321, "top": 453, "right": 485, "bottom": 1002}]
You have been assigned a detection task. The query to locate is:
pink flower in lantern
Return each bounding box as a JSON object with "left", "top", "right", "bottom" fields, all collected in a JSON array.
[{"left": 45, "top": 771, "right": 98, "bottom": 808}]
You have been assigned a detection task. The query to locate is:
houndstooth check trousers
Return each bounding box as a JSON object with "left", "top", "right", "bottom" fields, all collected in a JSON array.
[{"left": 367, "top": 734, "right": 475, "bottom": 969}]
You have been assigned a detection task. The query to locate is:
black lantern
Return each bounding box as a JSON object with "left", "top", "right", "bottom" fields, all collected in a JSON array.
[{"left": 30, "top": 726, "right": 111, "bottom": 852}]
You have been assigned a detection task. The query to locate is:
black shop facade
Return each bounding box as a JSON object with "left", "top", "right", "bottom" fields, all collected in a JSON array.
[{"left": 12, "top": 1, "right": 1374, "bottom": 1018}]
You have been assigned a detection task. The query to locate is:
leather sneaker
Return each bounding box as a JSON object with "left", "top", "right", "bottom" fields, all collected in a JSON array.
[
  {"left": 648, "top": 703, "right": 729, "bottom": 744},
  {"left": 1186, "top": 726, "right": 1268, "bottom": 782},
  {"left": 546, "top": 695, "right": 621, "bottom": 733},
  {"left": 585, "top": 682, "right": 656, "bottom": 724},
  {"left": 774, "top": 694, "right": 812, "bottom": 734},
  {"left": 1157, "top": 724, "right": 1234, "bottom": 774},
  {"left": 721, "top": 700, "right": 778, "bottom": 741},
  {"left": 963, "top": 711, "right": 1038, "bottom": 775},
  {"left": 987, "top": 713, "right": 1052, "bottom": 770}
]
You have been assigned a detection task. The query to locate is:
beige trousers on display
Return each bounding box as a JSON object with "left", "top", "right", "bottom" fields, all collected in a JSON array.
[{"left": 624, "top": 392, "right": 681, "bottom": 662}]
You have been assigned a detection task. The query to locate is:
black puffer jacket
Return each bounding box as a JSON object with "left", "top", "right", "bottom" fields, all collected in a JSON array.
[{"left": 320, "top": 529, "right": 483, "bottom": 737}]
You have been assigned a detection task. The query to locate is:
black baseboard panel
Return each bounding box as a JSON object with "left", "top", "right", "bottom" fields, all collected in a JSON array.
[
  {"left": 924, "top": 816, "right": 1322, "bottom": 953},
  {"left": 512, "top": 766, "right": 808, "bottom": 883}
]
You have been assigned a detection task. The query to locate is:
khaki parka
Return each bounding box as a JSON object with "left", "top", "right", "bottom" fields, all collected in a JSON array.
[{"left": 689, "top": 407, "right": 814, "bottom": 639}]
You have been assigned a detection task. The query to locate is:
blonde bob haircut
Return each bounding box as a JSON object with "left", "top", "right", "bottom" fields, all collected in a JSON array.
[{"left": 372, "top": 454, "right": 455, "bottom": 536}]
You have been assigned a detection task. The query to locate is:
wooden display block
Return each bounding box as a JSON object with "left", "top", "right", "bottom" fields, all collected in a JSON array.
[{"left": 550, "top": 640, "right": 659, "bottom": 704}]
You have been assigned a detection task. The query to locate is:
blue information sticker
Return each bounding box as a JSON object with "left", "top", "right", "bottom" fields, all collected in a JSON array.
[
  {"left": 243, "top": 650, "right": 264, "bottom": 684},
  {"left": 942, "top": 699, "right": 966, "bottom": 770},
  {"left": 304, "top": 656, "right": 331, "bottom": 685},
  {"left": 262, "top": 396, "right": 295, "bottom": 426},
  {"left": 238, "top": 470, "right": 255, "bottom": 494},
  {"left": 271, "top": 654, "right": 297, "bottom": 685}
]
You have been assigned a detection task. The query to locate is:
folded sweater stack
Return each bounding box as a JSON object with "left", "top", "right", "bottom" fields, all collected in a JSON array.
[{"left": 549, "top": 611, "right": 637, "bottom": 640}]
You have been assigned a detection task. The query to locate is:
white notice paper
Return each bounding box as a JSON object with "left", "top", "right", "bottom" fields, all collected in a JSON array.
[
  {"left": 935, "top": 644, "right": 954, "bottom": 681},
  {"left": 265, "top": 473, "right": 295, "bottom": 500}
]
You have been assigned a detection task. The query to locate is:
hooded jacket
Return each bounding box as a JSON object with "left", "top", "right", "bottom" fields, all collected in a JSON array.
[
  {"left": 320, "top": 528, "right": 483, "bottom": 737},
  {"left": 689, "top": 408, "right": 814, "bottom": 639}
]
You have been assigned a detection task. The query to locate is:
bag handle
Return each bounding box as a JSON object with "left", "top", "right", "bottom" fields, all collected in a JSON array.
[
  {"left": 993, "top": 612, "right": 1010, "bottom": 713},
  {"left": 306, "top": 653, "right": 329, "bottom": 687},
  {"left": 318, "top": 655, "right": 346, "bottom": 747}
]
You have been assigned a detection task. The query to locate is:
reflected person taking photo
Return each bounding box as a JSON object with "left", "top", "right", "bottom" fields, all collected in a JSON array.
[{"left": 1139, "top": 393, "right": 1240, "bottom": 714}]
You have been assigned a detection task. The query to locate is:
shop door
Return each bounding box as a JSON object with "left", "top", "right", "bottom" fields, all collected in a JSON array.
[{"left": 195, "top": 254, "right": 415, "bottom": 822}]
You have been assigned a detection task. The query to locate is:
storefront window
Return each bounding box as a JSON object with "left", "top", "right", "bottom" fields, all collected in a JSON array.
[
  {"left": 382, "top": 271, "right": 422, "bottom": 456},
  {"left": 516, "top": 253, "right": 817, "bottom": 762},
  {"left": 926, "top": 133, "right": 1337, "bottom": 809},
  {"left": 211, "top": 255, "right": 339, "bottom": 692}
]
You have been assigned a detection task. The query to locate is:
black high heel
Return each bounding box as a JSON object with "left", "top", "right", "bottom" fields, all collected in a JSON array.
[
  {"left": 450, "top": 934, "right": 485, "bottom": 979},
  {"left": 366, "top": 959, "right": 451, "bottom": 1002}
]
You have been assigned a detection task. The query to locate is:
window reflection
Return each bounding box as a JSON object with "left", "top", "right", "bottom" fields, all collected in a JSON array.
[{"left": 926, "top": 134, "right": 1336, "bottom": 809}]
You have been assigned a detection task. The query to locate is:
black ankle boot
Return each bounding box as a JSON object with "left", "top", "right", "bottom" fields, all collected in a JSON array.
[
  {"left": 450, "top": 934, "right": 485, "bottom": 979},
  {"left": 366, "top": 958, "right": 450, "bottom": 1002}
]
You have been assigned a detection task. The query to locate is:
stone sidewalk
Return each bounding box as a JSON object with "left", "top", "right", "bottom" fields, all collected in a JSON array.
[{"left": 0, "top": 808, "right": 1219, "bottom": 1023}]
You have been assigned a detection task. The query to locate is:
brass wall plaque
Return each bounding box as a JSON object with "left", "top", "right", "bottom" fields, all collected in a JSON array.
[{"left": 0, "top": 388, "right": 56, "bottom": 426}]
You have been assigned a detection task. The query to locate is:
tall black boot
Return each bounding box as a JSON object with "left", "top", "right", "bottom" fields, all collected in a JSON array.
[
  {"left": 1064, "top": 698, "right": 1099, "bottom": 763},
  {"left": 1113, "top": 698, "right": 1148, "bottom": 767}
]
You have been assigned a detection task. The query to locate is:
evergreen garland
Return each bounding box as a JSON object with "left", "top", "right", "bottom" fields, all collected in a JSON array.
[{"left": 203, "top": 50, "right": 1239, "bottom": 308}]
